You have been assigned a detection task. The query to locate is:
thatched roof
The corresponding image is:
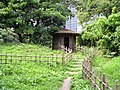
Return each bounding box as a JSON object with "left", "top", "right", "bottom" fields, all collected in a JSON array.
[{"left": 55, "top": 28, "right": 79, "bottom": 35}]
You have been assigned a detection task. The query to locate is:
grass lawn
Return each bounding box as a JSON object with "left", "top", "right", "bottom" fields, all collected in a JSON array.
[
  {"left": 0, "top": 42, "right": 67, "bottom": 90},
  {"left": 0, "top": 42, "right": 62, "bottom": 56},
  {"left": 92, "top": 55, "right": 120, "bottom": 86},
  {"left": 0, "top": 43, "right": 92, "bottom": 90},
  {"left": 0, "top": 43, "right": 63, "bottom": 63},
  {"left": 71, "top": 74, "right": 91, "bottom": 90},
  {"left": 0, "top": 62, "right": 67, "bottom": 90}
]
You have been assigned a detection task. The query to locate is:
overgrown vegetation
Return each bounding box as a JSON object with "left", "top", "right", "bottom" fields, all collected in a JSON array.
[
  {"left": 71, "top": 74, "right": 91, "bottom": 90},
  {"left": 0, "top": 62, "right": 66, "bottom": 90},
  {"left": 78, "top": 12, "right": 120, "bottom": 56},
  {"left": 0, "top": 42, "right": 62, "bottom": 55},
  {"left": 0, "top": 43, "right": 66, "bottom": 90},
  {"left": 77, "top": 0, "right": 120, "bottom": 25},
  {"left": 92, "top": 55, "right": 120, "bottom": 86},
  {"left": 76, "top": 0, "right": 120, "bottom": 88}
]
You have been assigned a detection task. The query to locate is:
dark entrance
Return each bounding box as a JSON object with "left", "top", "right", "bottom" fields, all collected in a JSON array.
[{"left": 64, "top": 37, "right": 69, "bottom": 48}]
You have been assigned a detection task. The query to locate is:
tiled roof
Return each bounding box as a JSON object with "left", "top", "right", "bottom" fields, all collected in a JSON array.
[{"left": 55, "top": 28, "right": 79, "bottom": 35}]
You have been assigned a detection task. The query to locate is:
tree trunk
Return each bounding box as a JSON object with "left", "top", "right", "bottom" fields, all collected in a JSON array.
[{"left": 17, "top": 33, "right": 23, "bottom": 43}]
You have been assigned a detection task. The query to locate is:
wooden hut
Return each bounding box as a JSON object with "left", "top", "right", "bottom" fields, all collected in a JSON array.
[{"left": 52, "top": 28, "right": 79, "bottom": 51}]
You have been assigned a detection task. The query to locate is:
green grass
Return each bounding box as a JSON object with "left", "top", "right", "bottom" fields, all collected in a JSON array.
[
  {"left": 0, "top": 42, "right": 62, "bottom": 56},
  {"left": 0, "top": 43, "right": 63, "bottom": 63},
  {"left": 92, "top": 55, "right": 120, "bottom": 86},
  {"left": 0, "top": 62, "right": 67, "bottom": 90},
  {"left": 71, "top": 74, "right": 91, "bottom": 90},
  {"left": 0, "top": 42, "right": 67, "bottom": 90},
  {"left": 0, "top": 43, "right": 92, "bottom": 89}
]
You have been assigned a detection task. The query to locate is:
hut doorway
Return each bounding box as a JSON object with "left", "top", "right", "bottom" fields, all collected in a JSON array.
[{"left": 64, "top": 37, "right": 69, "bottom": 48}]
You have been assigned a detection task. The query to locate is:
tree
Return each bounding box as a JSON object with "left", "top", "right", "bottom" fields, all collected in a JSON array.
[
  {"left": 0, "top": 0, "right": 73, "bottom": 46},
  {"left": 79, "top": 12, "right": 120, "bottom": 56},
  {"left": 77, "top": 0, "right": 120, "bottom": 25}
]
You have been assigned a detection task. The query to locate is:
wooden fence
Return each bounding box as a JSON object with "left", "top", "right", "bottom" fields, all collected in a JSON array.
[
  {"left": 82, "top": 58, "right": 119, "bottom": 90},
  {"left": 60, "top": 45, "right": 72, "bottom": 65},
  {"left": 0, "top": 50, "right": 72, "bottom": 65}
]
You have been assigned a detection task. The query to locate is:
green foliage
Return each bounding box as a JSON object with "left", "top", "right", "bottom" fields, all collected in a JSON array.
[
  {"left": 0, "top": 42, "right": 68, "bottom": 90},
  {"left": 0, "top": 62, "right": 66, "bottom": 90},
  {"left": 0, "top": 0, "right": 73, "bottom": 46},
  {"left": 0, "top": 28, "right": 19, "bottom": 42},
  {"left": 79, "top": 12, "right": 120, "bottom": 56},
  {"left": 0, "top": 42, "right": 62, "bottom": 56},
  {"left": 71, "top": 74, "right": 91, "bottom": 90},
  {"left": 77, "top": 0, "right": 120, "bottom": 25},
  {"left": 92, "top": 55, "right": 120, "bottom": 86}
]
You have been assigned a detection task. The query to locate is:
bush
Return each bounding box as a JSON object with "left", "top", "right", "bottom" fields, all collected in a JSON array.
[{"left": 0, "top": 28, "right": 19, "bottom": 43}]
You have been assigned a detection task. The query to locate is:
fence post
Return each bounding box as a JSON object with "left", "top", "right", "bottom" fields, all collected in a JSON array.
[
  {"left": 82, "top": 61, "right": 85, "bottom": 79},
  {"left": 103, "top": 74, "right": 106, "bottom": 90},
  {"left": 10, "top": 52, "right": 12, "bottom": 63},
  {"left": 89, "top": 66, "right": 92, "bottom": 85},
  {"left": 94, "top": 75, "right": 97, "bottom": 90},
  {"left": 99, "top": 72, "right": 102, "bottom": 90},
  {"left": 0, "top": 53, "right": 2, "bottom": 64},
  {"left": 51, "top": 54, "right": 54, "bottom": 65},
  {"left": 113, "top": 81, "right": 119, "bottom": 90},
  {"left": 84, "top": 60, "right": 87, "bottom": 79},
  {"left": 20, "top": 53, "right": 22, "bottom": 63},
  {"left": 52, "top": 54, "right": 53, "bottom": 61},
  {"left": 5, "top": 52, "right": 7, "bottom": 64},
  {"left": 105, "top": 76, "right": 108, "bottom": 89}
]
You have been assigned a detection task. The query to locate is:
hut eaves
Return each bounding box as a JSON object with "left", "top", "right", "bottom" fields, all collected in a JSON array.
[{"left": 55, "top": 28, "right": 79, "bottom": 35}]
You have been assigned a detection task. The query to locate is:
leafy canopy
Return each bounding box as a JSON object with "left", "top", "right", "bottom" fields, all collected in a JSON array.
[
  {"left": 0, "top": 0, "right": 73, "bottom": 46},
  {"left": 77, "top": 0, "right": 120, "bottom": 25},
  {"left": 79, "top": 12, "right": 120, "bottom": 56}
]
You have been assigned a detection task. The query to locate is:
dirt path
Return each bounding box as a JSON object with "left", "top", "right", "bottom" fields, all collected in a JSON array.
[
  {"left": 60, "top": 77, "right": 72, "bottom": 90},
  {"left": 60, "top": 55, "right": 83, "bottom": 90}
]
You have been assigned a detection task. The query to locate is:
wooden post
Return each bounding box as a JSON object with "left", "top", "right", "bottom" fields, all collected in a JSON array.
[
  {"left": 99, "top": 72, "right": 102, "bottom": 90},
  {"left": 82, "top": 61, "right": 85, "bottom": 79},
  {"left": 52, "top": 54, "right": 53, "bottom": 61},
  {"left": 105, "top": 76, "right": 108, "bottom": 89},
  {"left": 86, "top": 60, "right": 89, "bottom": 80},
  {"left": 71, "top": 49, "right": 72, "bottom": 60},
  {"left": 113, "top": 81, "right": 119, "bottom": 90},
  {"left": 5, "top": 52, "right": 7, "bottom": 64},
  {"left": 11, "top": 52, "right": 12, "bottom": 63},
  {"left": 24, "top": 54, "right": 25, "bottom": 63},
  {"left": 20, "top": 53, "right": 22, "bottom": 63},
  {"left": 94, "top": 75, "right": 97, "bottom": 90},
  {"left": 0, "top": 53, "right": 2, "bottom": 64},
  {"left": 103, "top": 74, "right": 106, "bottom": 90},
  {"left": 90, "top": 66, "right": 92, "bottom": 85},
  {"left": 84, "top": 61, "right": 87, "bottom": 79},
  {"left": 56, "top": 53, "right": 57, "bottom": 64},
  {"left": 35, "top": 54, "right": 37, "bottom": 62}
]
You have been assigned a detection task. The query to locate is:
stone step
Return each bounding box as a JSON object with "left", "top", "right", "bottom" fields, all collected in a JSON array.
[
  {"left": 65, "top": 71, "right": 82, "bottom": 75},
  {"left": 72, "top": 57, "right": 81, "bottom": 59},
  {"left": 72, "top": 61, "right": 83, "bottom": 65},
  {"left": 66, "top": 64, "right": 82, "bottom": 69},
  {"left": 68, "top": 67, "right": 82, "bottom": 72},
  {"left": 73, "top": 64, "right": 82, "bottom": 67}
]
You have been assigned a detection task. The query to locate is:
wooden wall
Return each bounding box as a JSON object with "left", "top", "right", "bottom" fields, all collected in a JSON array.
[{"left": 52, "top": 34, "right": 77, "bottom": 51}]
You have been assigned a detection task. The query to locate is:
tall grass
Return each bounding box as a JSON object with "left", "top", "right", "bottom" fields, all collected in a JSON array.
[
  {"left": 0, "top": 62, "right": 67, "bottom": 90},
  {"left": 92, "top": 55, "right": 120, "bottom": 86}
]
